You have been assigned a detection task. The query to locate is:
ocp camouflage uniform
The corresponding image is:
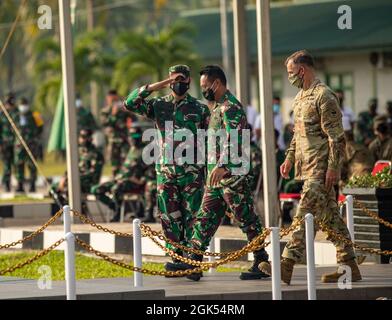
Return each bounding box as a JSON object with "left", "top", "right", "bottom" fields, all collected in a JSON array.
[
  {"left": 92, "top": 145, "right": 146, "bottom": 211},
  {"left": 124, "top": 83, "right": 210, "bottom": 256},
  {"left": 14, "top": 110, "right": 41, "bottom": 186},
  {"left": 368, "top": 137, "right": 392, "bottom": 162},
  {"left": 189, "top": 91, "right": 268, "bottom": 265},
  {"left": 341, "top": 140, "right": 375, "bottom": 181},
  {"left": 283, "top": 79, "right": 355, "bottom": 264},
  {"left": 101, "top": 104, "right": 130, "bottom": 177},
  {"left": 0, "top": 107, "right": 18, "bottom": 189}
]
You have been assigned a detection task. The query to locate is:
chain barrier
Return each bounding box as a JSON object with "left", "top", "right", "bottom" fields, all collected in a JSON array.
[
  {"left": 0, "top": 238, "right": 65, "bottom": 276},
  {"left": 76, "top": 228, "right": 272, "bottom": 277},
  {"left": 71, "top": 210, "right": 134, "bottom": 238},
  {"left": 0, "top": 209, "right": 63, "bottom": 250},
  {"left": 317, "top": 221, "right": 392, "bottom": 256},
  {"left": 353, "top": 198, "right": 392, "bottom": 230}
]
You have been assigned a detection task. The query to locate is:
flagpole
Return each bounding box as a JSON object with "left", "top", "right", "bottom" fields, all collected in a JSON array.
[{"left": 58, "top": 0, "right": 82, "bottom": 214}]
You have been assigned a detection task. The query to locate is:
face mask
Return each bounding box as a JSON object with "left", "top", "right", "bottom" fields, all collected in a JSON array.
[
  {"left": 202, "top": 81, "right": 217, "bottom": 102},
  {"left": 288, "top": 69, "right": 304, "bottom": 88},
  {"left": 75, "top": 99, "right": 83, "bottom": 108},
  {"left": 18, "top": 104, "right": 29, "bottom": 114},
  {"left": 273, "top": 103, "right": 280, "bottom": 114},
  {"left": 170, "top": 81, "right": 189, "bottom": 96}
]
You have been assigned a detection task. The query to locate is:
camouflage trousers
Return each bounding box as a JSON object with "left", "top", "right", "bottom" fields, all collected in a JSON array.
[
  {"left": 157, "top": 171, "right": 204, "bottom": 256},
  {"left": 1, "top": 144, "right": 14, "bottom": 185},
  {"left": 282, "top": 179, "right": 356, "bottom": 263},
  {"left": 144, "top": 180, "right": 157, "bottom": 211},
  {"left": 92, "top": 180, "right": 141, "bottom": 209},
  {"left": 190, "top": 181, "right": 266, "bottom": 253},
  {"left": 15, "top": 146, "right": 37, "bottom": 183},
  {"left": 109, "top": 141, "right": 129, "bottom": 177}
]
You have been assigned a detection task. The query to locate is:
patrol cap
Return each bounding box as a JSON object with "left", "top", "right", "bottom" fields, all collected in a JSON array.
[{"left": 169, "top": 65, "right": 190, "bottom": 79}]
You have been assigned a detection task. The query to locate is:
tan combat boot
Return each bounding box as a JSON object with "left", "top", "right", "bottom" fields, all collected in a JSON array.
[
  {"left": 258, "top": 258, "right": 295, "bottom": 285},
  {"left": 321, "top": 259, "right": 362, "bottom": 283}
]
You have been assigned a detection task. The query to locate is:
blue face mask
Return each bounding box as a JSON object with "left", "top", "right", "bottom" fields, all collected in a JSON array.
[{"left": 273, "top": 103, "right": 280, "bottom": 114}]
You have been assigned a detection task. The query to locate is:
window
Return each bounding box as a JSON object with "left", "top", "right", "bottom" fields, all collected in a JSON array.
[{"left": 325, "top": 73, "right": 354, "bottom": 110}]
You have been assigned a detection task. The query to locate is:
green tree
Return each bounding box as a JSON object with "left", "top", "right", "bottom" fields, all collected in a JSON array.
[
  {"left": 112, "top": 21, "right": 202, "bottom": 95},
  {"left": 32, "top": 28, "right": 114, "bottom": 115}
]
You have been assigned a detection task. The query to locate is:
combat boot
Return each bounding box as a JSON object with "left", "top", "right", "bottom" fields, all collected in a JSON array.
[
  {"left": 240, "top": 249, "right": 270, "bottom": 280},
  {"left": 167, "top": 253, "right": 204, "bottom": 281},
  {"left": 321, "top": 259, "right": 362, "bottom": 283},
  {"left": 16, "top": 182, "right": 25, "bottom": 193},
  {"left": 141, "top": 208, "right": 156, "bottom": 223},
  {"left": 258, "top": 258, "right": 295, "bottom": 285}
]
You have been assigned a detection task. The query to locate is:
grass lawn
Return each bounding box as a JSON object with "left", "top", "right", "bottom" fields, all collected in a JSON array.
[
  {"left": 0, "top": 152, "right": 112, "bottom": 178},
  {"left": 0, "top": 251, "right": 243, "bottom": 280}
]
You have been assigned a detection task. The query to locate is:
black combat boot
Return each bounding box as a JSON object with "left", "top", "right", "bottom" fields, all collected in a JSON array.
[
  {"left": 164, "top": 250, "right": 185, "bottom": 278},
  {"left": 141, "top": 208, "right": 156, "bottom": 223},
  {"left": 16, "top": 182, "right": 25, "bottom": 193},
  {"left": 168, "top": 253, "right": 204, "bottom": 281},
  {"left": 240, "top": 248, "right": 270, "bottom": 280}
]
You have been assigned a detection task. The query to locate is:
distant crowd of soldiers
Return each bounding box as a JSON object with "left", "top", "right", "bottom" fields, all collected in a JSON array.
[{"left": 0, "top": 93, "right": 44, "bottom": 193}]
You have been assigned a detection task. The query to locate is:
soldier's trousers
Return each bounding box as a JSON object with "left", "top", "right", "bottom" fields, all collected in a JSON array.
[
  {"left": 15, "top": 148, "right": 37, "bottom": 183},
  {"left": 1, "top": 145, "right": 14, "bottom": 185},
  {"left": 157, "top": 171, "right": 204, "bottom": 256},
  {"left": 190, "top": 182, "right": 265, "bottom": 253},
  {"left": 110, "top": 141, "right": 129, "bottom": 177},
  {"left": 92, "top": 180, "right": 140, "bottom": 209},
  {"left": 282, "top": 179, "right": 356, "bottom": 263},
  {"left": 144, "top": 180, "right": 157, "bottom": 211}
]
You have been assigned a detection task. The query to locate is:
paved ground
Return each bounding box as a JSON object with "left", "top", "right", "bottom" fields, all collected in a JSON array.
[{"left": 0, "top": 264, "right": 391, "bottom": 300}]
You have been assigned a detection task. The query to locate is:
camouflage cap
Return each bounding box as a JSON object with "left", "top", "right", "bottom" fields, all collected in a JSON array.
[{"left": 169, "top": 65, "right": 190, "bottom": 78}]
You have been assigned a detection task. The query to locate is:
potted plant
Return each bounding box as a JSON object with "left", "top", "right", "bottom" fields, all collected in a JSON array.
[{"left": 343, "top": 167, "right": 392, "bottom": 264}]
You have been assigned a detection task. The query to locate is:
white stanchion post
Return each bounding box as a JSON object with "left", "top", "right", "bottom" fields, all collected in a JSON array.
[
  {"left": 270, "top": 227, "right": 282, "bottom": 300},
  {"left": 133, "top": 219, "right": 143, "bottom": 287},
  {"left": 64, "top": 232, "right": 76, "bottom": 300},
  {"left": 345, "top": 195, "right": 355, "bottom": 241},
  {"left": 305, "top": 213, "right": 316, "bottom": 300},
  {"left": 63, "top": 206, "right": 76, "bottom": 300},
  {"left": 208, "top": 236, "right": 215, "bottom": 273}
]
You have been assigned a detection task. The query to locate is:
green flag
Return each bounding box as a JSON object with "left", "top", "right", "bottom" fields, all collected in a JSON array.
[{"left": 47, "top": 86, "right": 66, "bottom": 152}]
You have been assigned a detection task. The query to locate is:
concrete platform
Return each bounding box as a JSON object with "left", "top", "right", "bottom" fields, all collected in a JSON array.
[{"left": 0, "top": 264, "right": 391, "bottom": 300}]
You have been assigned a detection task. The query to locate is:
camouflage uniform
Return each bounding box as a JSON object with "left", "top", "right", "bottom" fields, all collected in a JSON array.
[
  {"left": 101, "top": 104, "right": 130, "bottom": 177},
  {"left": 369, "top": 137, "right": 392, "bottom": 162},
  {"left": 92, "top": 145, "right": 146, "bottom": 211},
  {"left": 77, "top": 106, "right": 98, "bottom": 132},
  {"left": 124, "top": 74, "right": 210, "bottom": 255},
  {"left": 341, "top": 140, "right": 375, "bottom": 181},
  {"left": 189, "top": 91, "right": 268, "bottom": 264},
  {"left": 283, "top": 79, "right": 355, "bottom": 264},
  {"left": 249, "top": 141, "right": 262, "bottom": 191},
  {"left": 52, "top": 140, "right": 104, "bottom": 206},
  {"left": 0, "top": 107, "right": 18, "bottom": 189},
  {"left": 14, "top": 110, "right": 42, "bottom": 186},
  {"left": 356, "top": 111, "right": 376, "bottom": 145}
]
